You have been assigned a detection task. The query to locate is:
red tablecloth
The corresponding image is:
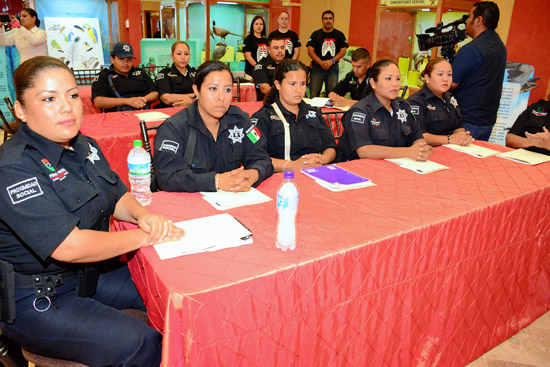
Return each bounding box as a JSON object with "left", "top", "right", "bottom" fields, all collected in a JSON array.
[
  {"left": 80, "top": 102, "right": 263, "bottom": 187},
  {"left": 113, "top": 143, "right": 550, "bottom": 367},
  {"left": 79, "top": 84, "right": 257, "bottom": 115}
]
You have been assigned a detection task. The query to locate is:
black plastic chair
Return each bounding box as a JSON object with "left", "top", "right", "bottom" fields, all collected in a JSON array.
[
  {"left": 139, "top": 120, "right": 161, "bottom": 192},
  {"left": 232, "top": 77, "right": 241, "bottom": 102}
]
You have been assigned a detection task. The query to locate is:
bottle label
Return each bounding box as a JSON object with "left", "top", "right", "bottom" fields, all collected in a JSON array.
[
  {"left": 128, "top": 162, "right": 150, "bottom": 175},
  {"left": 276, "top": 193, "right": 298, "bottom": 209}
]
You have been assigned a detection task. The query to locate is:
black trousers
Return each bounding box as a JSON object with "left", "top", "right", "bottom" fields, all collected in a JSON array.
[{"left": 0, "top": 263, "right": 161, "bottom": 367}]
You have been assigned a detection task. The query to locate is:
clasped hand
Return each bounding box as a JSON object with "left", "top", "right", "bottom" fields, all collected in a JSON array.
[
  {"left": 410, "top": 142, "right": 433, "bottom": 161},
  {"left": 450, "top": 130, "right": 475, "bottom": 146},
  {"left": 127, "top": 96, "right": 148, "bottom": 109},
  {"left": 525, "top": 126, "right": 550, "bottom": 149},
  {"left": 138, "top": 213, "right": 185, "bottom": 245},
  {"left": 218, "top": 167, "right": 259, "bottom": 192}
]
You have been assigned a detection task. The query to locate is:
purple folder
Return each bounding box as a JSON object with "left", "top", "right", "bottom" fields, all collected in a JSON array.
[{"left": 301, "top": 164, "right": 370, "bottom": 185}]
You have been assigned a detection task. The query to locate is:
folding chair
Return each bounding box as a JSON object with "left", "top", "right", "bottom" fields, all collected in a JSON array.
[
  {"left": 139, "top": 120, "right": 161, "bottom": 192},
  {"left": 399, "top": 85, "right": 408, "bottom": 98},
  {"left": 0, "top": 108, "right": 19, "bottom": 142},
  {"left": 321, "top": 111, "right": 344, "bottom": 140},
  {"left": 233, "top": 77, "right": 241, "bottom": 102}
]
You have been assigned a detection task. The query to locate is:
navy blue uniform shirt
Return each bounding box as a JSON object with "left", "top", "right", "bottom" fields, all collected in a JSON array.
[
  {"left": 407, "top": 85, "right": 463, "bottom": 135},
  {"left": 153, "top": 102, "right": 274, "bottom": 192},
  {"left": 0, "top": 124, "right": 127, "bottom": 274},
  {"left": 155, "top": 64, "right": 196, "bottom": 108},
  {"left": 251, "top": 55, "right": 279, "bottom": 101},
  {"left": 251, "top": 98, "right": 336, "bottom": 160},
  {"left": 508, "top": 99, "right": 550, "bottom": 156},
  {"left": 332, "top": 70, "right": 371, "bottom": 101}
]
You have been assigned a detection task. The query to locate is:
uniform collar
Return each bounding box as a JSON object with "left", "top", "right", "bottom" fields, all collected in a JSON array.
[
  {"left": 364, "top": 92, "right": 400, "bottom": 113},
  {"left": 187, "top": 101, "right": 236, "bottom": 137},
  {"left": 18, "top": 123, "right": 88, "bottom": 168},
  {"left": 273, "top": 97, "right": 308, "bottom": 120},
  {"left": 109, "top": 65, "right": 136, "bottom": 77},
  {"left": 170, "top": 64, "right": 188, "bottom": 77},
  {"left": 265, "top": 55, "right": 279, "bottom": 66}
]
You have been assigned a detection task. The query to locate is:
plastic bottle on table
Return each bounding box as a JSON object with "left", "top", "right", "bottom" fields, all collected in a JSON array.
[
  {"left": 276, "top": 170, "right": 299, "bottom": 251},
  {"left": 127, "top": 140, "right": 152, "bottom": 206}
]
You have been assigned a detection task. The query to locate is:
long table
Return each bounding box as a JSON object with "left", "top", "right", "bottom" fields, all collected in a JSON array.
[
  {"left": 80, "top": 102, "right": 263, "bottom": 187},
  {"left": 113, "top": 143, "right": 550, "bottom": 367}
]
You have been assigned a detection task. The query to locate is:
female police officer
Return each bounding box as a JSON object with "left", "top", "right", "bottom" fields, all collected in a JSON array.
[
  {"left": 155, "top": 41, "right": 196, "bottom": 108},
  {"left": 251, "top": 59, "right": 336, "bottom": 172},
  {"left": 408, "top": 58, "right": 474, "bottom": 146},
  {"left": 153, "top": 60, "right": 273, "bottom": 192},
  {"left": 506, "top": 95, "right": 550, "bottom": 155},
  {"left": 0, "top": 56, "right": 184, "bottom": 366},
  {"left": 338, "top": 59, "right": 432, "bottom": 161}
]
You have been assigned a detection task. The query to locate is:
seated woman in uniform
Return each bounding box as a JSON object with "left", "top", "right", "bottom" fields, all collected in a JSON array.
[
  {"left": 506, "top": 94, "right": 550, "bottom": 155},
  {"left": 153, "top": 60, "right": 273, "bottom": 192},
  {"left": 338, "top": 59, "right": 432, "bottom": 161},
  {"left": 251, "top": 59, "right": 336, "bottom": 172},
  {"left": 0, "top": 56, "right": 184, "bottom": 366},
  {"left": 92, "top": 42, "right": 158, "bottom": 112},
  {"left": 155, "top": 41, "right": 197, "bottom": 108},
  {"left": 407, "top": 58, "right": 474, "bottom": 146}
]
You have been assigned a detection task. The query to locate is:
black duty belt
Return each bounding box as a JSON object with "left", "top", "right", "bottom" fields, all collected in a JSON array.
[{"left": 13, "top": 271, "right": 78, "bottom": 290}]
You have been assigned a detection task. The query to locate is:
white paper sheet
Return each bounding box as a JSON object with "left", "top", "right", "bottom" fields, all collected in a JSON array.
[
  {"left": 443, "top": 143, "right": 500, "bottom": 158},
  {"left": 496, "top": 149, "right": 550, "bottom": 165},
  {"left": 134, "top": 111, "right": 171, "bottom": 122},
  {"left": 385, "top": 158, "right": 450, "bottom": 174},
  {"left": 200, "top": 188, "right": 272, "bottom": 210}
]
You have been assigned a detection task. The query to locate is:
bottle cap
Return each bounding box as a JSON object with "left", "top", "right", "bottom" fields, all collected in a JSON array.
[
  {"left": 133, "top": 140, "right": 143, "bottom": 147},
  {"left": 283, "top": 171, "right": 294, "bottom": 179}
]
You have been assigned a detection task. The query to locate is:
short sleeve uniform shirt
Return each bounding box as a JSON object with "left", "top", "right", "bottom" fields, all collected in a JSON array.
[{"left": 155, "top": 64, "right": 196, "bottom": 108}]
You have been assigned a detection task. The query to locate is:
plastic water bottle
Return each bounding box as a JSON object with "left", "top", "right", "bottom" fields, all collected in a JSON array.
[
  {"left": 127, "top": 140, "right": 152, "bottom": 206},
  {"left": 276, "top": 171, "right": 299, "bottom": 251}
]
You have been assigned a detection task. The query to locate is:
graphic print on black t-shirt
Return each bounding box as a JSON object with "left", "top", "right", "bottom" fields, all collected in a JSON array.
[
  {"left": 257, "top": 44, "right": 268, "bottom": 63},
  {"left": 322, "top": 39, "right": 336, "bottom": 57}
]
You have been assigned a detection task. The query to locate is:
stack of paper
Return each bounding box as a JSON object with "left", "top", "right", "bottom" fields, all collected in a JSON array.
[
  {"left": 200, "top": 188, "right": 272, "bottom": 210},
  {"left": 301, "top": 164, "right": 374, "bottom": 191},
  {"left": 385, "top": 158, "right": 450, "bottom": 174},
  {"left": 134, "top": 111, "right": 171, "bottom": 122},
  {"left": 496, "top": 149, "right": 550, "bottom": 165},
  {"left": 443, "top": 143, "right": 500, "bottom": 158},
  {"left": 303, "top": 97, "right": 332, "bottom": 107},
  {"left": 154, "top": 213, "right": 253, "bottom": 260}
]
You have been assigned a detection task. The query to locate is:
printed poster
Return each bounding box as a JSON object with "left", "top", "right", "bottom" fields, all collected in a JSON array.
[{"left": 44, "top": 17, "right": 104, "bottom": 70}]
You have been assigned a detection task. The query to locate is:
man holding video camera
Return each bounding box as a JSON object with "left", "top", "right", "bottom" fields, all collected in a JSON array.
[{"left": 451, "top": 1, "right": 506, "bottom": 141}]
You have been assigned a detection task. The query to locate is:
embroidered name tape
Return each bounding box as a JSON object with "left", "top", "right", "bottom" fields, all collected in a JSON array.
[
  {"left": 351, "top": 112, "right": 366, "bottom": 124},
  {"left": 160, "top": 140, "right": 180, "bottom": 153},
  {"left": 7, "top": 177, "right": 44, "bottom": 205}
]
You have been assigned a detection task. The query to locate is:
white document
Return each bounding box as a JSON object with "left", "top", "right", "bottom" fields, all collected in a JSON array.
[
  {"left": 134, "top": 111, "right": 171, "bottom": 122},
  {"left": 385, "top": 158, "right": 450, "bottom": 174},
  {"left": 200, "top": 188, "right": 272, "bottom": 210},
  {"left": 303, "top": 97, "right": 331, "bottom": 107},
  {"left": 496, "top": 149, "right": 550, "bottom": 165},
  {"left": 154, "top": 213, "right": 253, "bottom": 260},
  {"left": 443, "top": 143, "right": 500, "bottom": 158}
]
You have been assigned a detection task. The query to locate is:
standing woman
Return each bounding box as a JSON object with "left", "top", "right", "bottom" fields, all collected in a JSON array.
[
  {"left": 155, "top": 41, "right": 197, "bottom": 108},
  {"left": 338, "top": 59, "right": 432, "bottom": 161},
  {"left": 252, "top": 59, "right": 336, "bottom": 172},
  {"left": 0, "top": 56, "right": 184, "bottom": 365},
  {"left": 408, "top": 58, "right": 474, "bottom": 146},
  {"left": 153, "top": 60, "right": 273, "bottom": 192},
  {"left": 243, "top": 16, "right": 268, "bottom": 77},
  {"left": 0, "top": 8, "right": 47, "bottom": 62}
]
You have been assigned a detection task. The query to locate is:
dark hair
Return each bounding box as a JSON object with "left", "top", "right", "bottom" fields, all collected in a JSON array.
[
  {"left": 194, "top": 60, "right": 232, "bottom": 91},
  {"left": 249, "top": 16, "right": 266, "bottom": 38},
  {"left": 268, "top": 35, "right": 284, "bottom": 46},
  {"left": 171, "top": 41, "right": 190, "bottom": 54},
  {"left": 322, "top": 10, "right": 334, "bottom": 19},
  {"left": 473, "top": 1, "right": 500, "bottom": 30},
  {"left": 420, "top": 57, "right": 449, "bottom": 79},
  {"left": 14, "top": 56, "right": 72, "bottom": 106},
  {"left": 351, "top": 48, "right": 370, "bottom": 62},
  {"left": 264, "top": 59, "right": 307, "bottom": 105},
  {"left": 21, "top": 7, "right": 40, "bottom": 27},
  {"left": 370, "top": 59, "right": 398, "bottom": 82}
]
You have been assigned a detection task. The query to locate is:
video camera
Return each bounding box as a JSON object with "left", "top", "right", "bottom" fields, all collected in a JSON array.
[{"left": 417, "top": 14, "right": 468, "bottom": 62}]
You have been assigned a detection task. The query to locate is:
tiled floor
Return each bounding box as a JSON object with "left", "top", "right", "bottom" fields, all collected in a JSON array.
[{"left": 466, "top": 311, "right": 550, "bottom": 367}]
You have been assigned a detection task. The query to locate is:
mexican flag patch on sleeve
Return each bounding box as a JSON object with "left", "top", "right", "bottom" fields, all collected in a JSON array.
[{"left": 246, "top": 125, "right": 262, "bottom": 144}]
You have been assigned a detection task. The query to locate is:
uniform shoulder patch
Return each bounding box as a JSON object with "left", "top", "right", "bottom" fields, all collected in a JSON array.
[
  {"left": 351, "top": 112, "right": 366, "bottom": 124},
  {"left": 132, "top": 70, "right": 142, "bottom": 76},
  {"left": 156, "top": 73, "right": 165, "bottom": 80},
  {"left": 159, "top": 140, "right": 180, "bottom": 154},
  {"left": 254, "top": 64, "right": 263, "bottom": 71},
  {"left": 7, "top": 177, "right": 43, "bottom": 205},
  {"left": 93, "top": 75, "right": 100, "bottom": 82}
]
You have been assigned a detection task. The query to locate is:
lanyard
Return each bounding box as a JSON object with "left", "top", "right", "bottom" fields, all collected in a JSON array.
[{"left": 271, "top": 102, "right": 291, "bottom": 161}]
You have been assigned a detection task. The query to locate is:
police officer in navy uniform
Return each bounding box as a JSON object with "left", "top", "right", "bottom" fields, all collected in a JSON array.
[
  {"left": 154, "top": 61, "right": 273, "bottom": 193},
  {"left": 408, "top": 58, "right": 474, "bottom": 147},
  {"left": 252, "top": 60, "right": 336, "bottom": 172},
  {"left": 0, "top": 56, "right": 183, "bottom": 366},
  {"left": 155, "top": 41, "right": 197, "bottom": 108},
  {"left": 252, "top": 36, "right": 286, "bottom": 102},
  {"left": 328, "top": 47, "right": 371, "bottom": 107},
  {"left": 92, "top": 42, "right": 158, "bottom": 112},
  {"left": 338, "top": 60, "right": 432, "bottom": 162},
  {"left": 506, "top": 98, "right": 550, "bottom": 156}
]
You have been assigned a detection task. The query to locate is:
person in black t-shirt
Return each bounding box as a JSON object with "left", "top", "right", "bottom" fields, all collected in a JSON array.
[
  {"left": 251, "top": 37, "right": 286, "bottom": 102},
  {"left": 268, "top": 11, "right": 301, "bottom": 60},
  {"left": 328, "top": 47, "right": 371, "bottom": 107},
  {"left": 306, "top": 10, "right": 348, "bottom": 98},
  {"left": 155, "top": 41, "right": 197, "bottom": 108},
  {"left": 243, "top": 15, "right": 268, "bottom": 77},
  {"left": 506, "top": 97, "right": 550, "bottom": 156}
]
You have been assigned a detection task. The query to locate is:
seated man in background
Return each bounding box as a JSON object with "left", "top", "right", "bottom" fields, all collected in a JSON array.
[
  {"left": 92, "top": 42, "right": 158, "bottom": 112},
  {"left": 328, "top": 47, "right": 371, "bottom": 107},
  {"left": 252, "top": 36, "right": 286, "bottom": 101},
  {"left": 506, "top": 96, "right": 550, "bottom": 155}
]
